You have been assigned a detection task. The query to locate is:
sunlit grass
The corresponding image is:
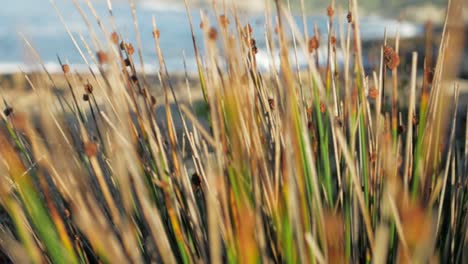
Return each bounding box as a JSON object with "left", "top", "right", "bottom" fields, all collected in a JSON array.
[{"left": 0, "top": 0, "right": 466, "bottom": 263}]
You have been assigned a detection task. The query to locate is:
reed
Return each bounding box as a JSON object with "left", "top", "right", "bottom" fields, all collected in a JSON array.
[{"left": 0, "top": 0, "right": 466, "bottom": 263}]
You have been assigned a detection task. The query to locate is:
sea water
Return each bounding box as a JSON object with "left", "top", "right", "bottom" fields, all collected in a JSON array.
[{"left": 0, "top": 0, "right": 423, "bottom": 74}]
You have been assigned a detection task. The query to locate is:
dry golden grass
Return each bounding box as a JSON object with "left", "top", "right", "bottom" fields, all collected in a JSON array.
[{"left": 0, "top": 0, "right": 466, "bottom": 263}]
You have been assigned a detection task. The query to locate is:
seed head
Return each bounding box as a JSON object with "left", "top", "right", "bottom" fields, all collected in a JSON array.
[
  {"left": 327, "top": 6, "right": 334, "bottom": 17},
  {"left": 125, "top": 43, "right": 135, "bottom": 55},
  {"left": 110, "top": 32, "right": 119, "bottom": 45},
  {"left": 150, "top": 95, "right": 156, "bottom": 106},
  {"left": 83, "top": 94, "right": 89, "bottom": 101},
  {"left": 347, "top": 12, "right": 353, "bottom": 23},
  {"left": 84, "top": 83, "right": 93, "bottom": 94},
  {"left": 96, "top": 51, "right": 108, "bottom": 64},
  {"left": 320, "top": 101, "right": 326, "bottom": 113},
  {"left": 124, "top": 58, "right": 131, "bottom": 67},
  {"left": 64, "top": 209, "right": 71, "bottom": 218},
  {"left": 140, "top": 88, "right": 147, "bottom": 98},
  {"left": 331, "top": 36, "right": 337, "bottom": 46},
  {"left": 308, "top": 36, "right": 319, "bottom": 53},
  {"left": 412, "top": 114, "right": 419, "bottom": 125},
  {"left": 3, "top": 106, "right": 13, "bottom": 117},
  {"left": 368, "top": 87, "right": 379, "bottom": 100},
  {"left": 208, "top": 27, "right": 218, "bottom": 40},
  {"left": 307, "top": 121, "right": 315, "bottom": 135},
  {"left": 268, "top": 98, "right": 275, "bottom": 110},
  {"left": 62, "top": 64, "right": 70, "bottom": 74},
  {"left": 425, "top": 69, "right": 434, "bottom": 84},
  {"left": 219, "top": 14, "right": 230, "bottom": 27},
  {"left": 334, "top": 117, "right": 343, "bottom": 127},
  {"left": 153, "top": 29, "right": 160, "bottom": 39},
  {"left": 307, "top": 107, "right": 313, "bottom": 119},
  {"left": 383, "top": 46, "right": 400, "bottom": 70},
  {"left": 397, "top": 124, "right": 406, "bottom": 135},
  {"left": 84, "top": 141, "right": 98, "bottom": 157},
  {"left": 251, "top": 46, "right": 258, "bottom": 54},
  {"left": 191, "top": 173, "right": 201, "bottom": 189}
]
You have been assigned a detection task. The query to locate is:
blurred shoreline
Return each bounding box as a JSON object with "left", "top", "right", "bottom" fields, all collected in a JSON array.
[
  {"left": 1, "top": 1, "right": 466, "bottom": 101},
  {"left": 2, "top": 1, "right": 462, "bottom": 75}
]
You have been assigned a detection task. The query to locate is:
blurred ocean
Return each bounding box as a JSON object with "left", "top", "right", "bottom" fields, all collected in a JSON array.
[{"left": 0, "top": 0, "right": 423, "bottom": 73}]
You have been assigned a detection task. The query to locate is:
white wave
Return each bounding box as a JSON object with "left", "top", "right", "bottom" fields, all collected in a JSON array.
[
  {"left": 0, "top": 60, "right": 199, "bottom": 74},
  {"left": 139, "top": 0, "right": 266, "bottom": 13},
  {"left": 139, "top": 0, "right": 186, "bottom": 12},
  {"left": 0, "top": 62, "right": 94, "bottom": 74},
  {"left": 255, "top": 45, "right": 345, "bottom": 72},
  {"left": 360, "top": 16, "right": 423, "bottom": 40},
  {"left": 219, "top": 0, "right": 266, "bottom": 12}
]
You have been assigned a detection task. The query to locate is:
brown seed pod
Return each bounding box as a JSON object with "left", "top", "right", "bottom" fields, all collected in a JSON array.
[
  {"left": 368, "top": 87, "right": 379, "bottom": 100},
  {"left": 62, "top": 64, "right": 70, "bottom": 74},
  {"left": 307, "top": 121, "right": 315, "bottom": 132},
  {"left": 84, "top": 141, "right": 98, "bottom": 157},
  {"left": 219, "top": 14, "right": 229, "bottom": 27},
  {"left": 412, "top": 114, "right": 419, "bottom": 125},
  {"left": 96, "top": 51, "right": 108, "bottom": 64},
  {"left": 199, "top": 21, "right": 204, "bottom": 29},
  {"left": 3, "top": 106, "right": 13, "bottom": 117},
  {"left": 83, "top": 94, "right": 89, "bottom": 101},
  {"left": 150, "top": 95, "right": 156, "bottom": 106},
  {"left": 64, "top": 209, "right": 71, "bottom": 218},
  {"left": 327, "top": 6, "right": 334, "bottom": 17},
  {"left": 110, "top": 32, "right": 119, "bottom": 45},
  {"left": 140, "top": 88, "right": 147, "bottom": 98},
  {"left": 330, "top": 36, "right": 337, "bottom": 46},
  {"left": 308, "top": 36, "right": 319, "bottom": 53},
  {"left": 125, "top": 43, "right": 135, "bottom": 55},
  {"left": 191, "top": 173, "right": 201, "bottom": 189},
  {"left": 320, "top": 101, "right": 326, "bottom": 113},
  {"left": 124, "top": 58, "right": 131, "bottom": 66},
  {"left": 425, "top": 69, "right": 434, "bottom": 84},
  {"left": 397, "top": 124, "right": 406, "bottom": 135},
  {"left": 307, "top": 107, "right": 313, "bottom": 119},
  {"left": 312, "top": 138, "right": 318, "bottom": 155},
  {"left": 268, "top": 98, "right": 275, "bottom": 110},
  {"left": 153, "top": 29, "right": 160, "bottom": 39},
  {"left": 251, "top": 46, "right": 258, "bottom": 54},
  {"left": 346, "top": 12, "right": 353, "bottom": 23},
  {"left": 334, "top": 116, "right": 343, "bottom": 127},
  {"left": 119, "top": 41, "right": 126, "bottom": 50},
  {"left": 131, "top": 75, "right": 138, "bottom": 83},
  {"left": 383, "top": 46, "right": 400, "bottom": 70},
  {"left": 84, "top": 83, "right": 93, "bottom": 94},
  {"left": 208, "top": 27, "right": 218, "bottom": 40}
]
